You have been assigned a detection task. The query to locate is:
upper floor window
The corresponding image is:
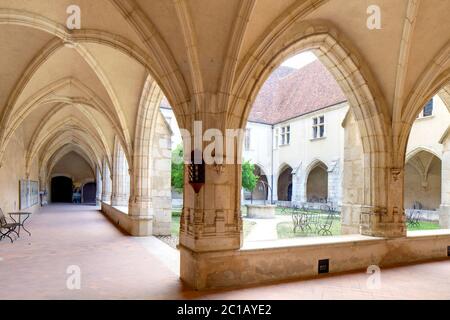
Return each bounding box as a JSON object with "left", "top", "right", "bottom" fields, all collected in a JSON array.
[
  {"left": 312, "top": 116, "right": 325, "bottom": 139},
  {"left": 280, "top": 125, "right": 291, "bottom": 146},
  {"left": 422, "top": 99, "right": 434, "bottom": 117},
  {"left": 244, "top": 128, "right": 251, "bottom": 151}
]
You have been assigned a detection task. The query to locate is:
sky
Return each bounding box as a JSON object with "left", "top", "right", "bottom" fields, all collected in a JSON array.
[{"left": 281, "top": 51, "right": 317, "bottom": 69}]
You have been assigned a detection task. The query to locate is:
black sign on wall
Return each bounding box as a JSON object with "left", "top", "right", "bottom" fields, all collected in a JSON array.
[
  {"left": 447, "top": 246, "right": 450, "bottom": 257},
  {"left": 318, "top": 259, "right": 330, "bottom": 274}
]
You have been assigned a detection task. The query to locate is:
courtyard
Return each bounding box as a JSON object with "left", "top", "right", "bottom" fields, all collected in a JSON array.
[{"left": 162, "top": 207, "right": 441, "bottom": 248}]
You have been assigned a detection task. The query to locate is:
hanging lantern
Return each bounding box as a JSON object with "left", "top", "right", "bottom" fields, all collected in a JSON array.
[{"left": 188, "top": 149, "right": 205, "bottom": 193}]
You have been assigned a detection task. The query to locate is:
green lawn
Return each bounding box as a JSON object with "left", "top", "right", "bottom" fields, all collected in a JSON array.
[
  {"left": 406, "top": 221, "right": 441, "bottom": 231},
  {"left": 277, "top": 218, "right": 441, "bottom": 239},
  {"left": 277, "top": 216, "right": 342, "bottom": 239},
  {"left": 172, "top": 216, "right": 181, "bottom": 236},
  {"left": 171, "top": 210, "right": 181, "bottom": 237}
]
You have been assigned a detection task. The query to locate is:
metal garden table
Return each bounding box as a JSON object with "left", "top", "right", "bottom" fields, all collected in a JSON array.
[{"left": 9, "top": 212, "right": 32, "bottom": 237}]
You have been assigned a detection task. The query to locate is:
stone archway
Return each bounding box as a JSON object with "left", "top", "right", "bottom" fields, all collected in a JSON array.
[
  {"left": 404, "top": 151, "right": 441, "bottom": 211},
  {"left": 277, "top": 165, "right": 293, "bottom": 202},
  {"left": 306, "top": 162, "right": 329, "bottom": 203},
  {"left": 251, "top": 165, "right": 269, "bottom": 202},
  {"left": 230, "top": 22, "right": 395, "bottom": 237}
]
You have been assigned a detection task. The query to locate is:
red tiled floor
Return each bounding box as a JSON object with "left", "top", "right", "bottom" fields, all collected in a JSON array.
[{"left": 1, "top": 204, "right": 450, "bottom": 300}]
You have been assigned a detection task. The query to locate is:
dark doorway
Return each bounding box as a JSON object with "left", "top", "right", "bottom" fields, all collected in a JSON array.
[
  {"left": 51, "top": 176, "right": 73, "bottom": 203},
  {"left": 82, "top": 182, "right": 96, "bottom": 203}
]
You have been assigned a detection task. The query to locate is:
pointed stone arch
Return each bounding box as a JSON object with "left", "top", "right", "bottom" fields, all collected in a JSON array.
[
  {"left": 25, "top": 104, "right": 112, "bottom": 174},
  {"left": 0, "top": 8, "right": 189, "bottom": 128},
  {"left": 0, "top": 77, "right": 127, "bottom": 167},
  {"left": 404, "top": 149, "right": 442, "bottom": 211},
  {"left": 277, "top": 164, "right": 293, "bottom": 202},
  {"left": 25, "top": 118, "right": 106, "bottom": 176},
  {"left": 304, "top": 159, "right": 329, "bottom": 202},
  {"left": 229, "top": 20, "right": 395, "bottom": 236},
  {"left": 398, "top": 42, "right": 450, "bottom": 165}
]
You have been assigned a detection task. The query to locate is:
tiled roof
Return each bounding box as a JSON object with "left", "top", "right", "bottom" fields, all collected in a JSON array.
[
  {"left": 159, "top": 60, "right": 347, "bottom": 125},
  {"left": 248, "top": 60, "right": 347, "bottom": 124}
]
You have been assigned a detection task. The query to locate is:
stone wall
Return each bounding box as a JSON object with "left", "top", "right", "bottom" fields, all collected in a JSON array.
[
  {"left": 0, "top": 127, "right": 40, "bottom": 214},
  {"left": 327, "top": 160, "right": 341, "bottom": 206},
  {"left": 440, "top": 132, "right": 450, "bottom": 228},
  {"left": 51, "top": 151, "right": 95, "bottom": 186},
  {"left": 180, "top": 232, "right": 450, "bottom": 290}
]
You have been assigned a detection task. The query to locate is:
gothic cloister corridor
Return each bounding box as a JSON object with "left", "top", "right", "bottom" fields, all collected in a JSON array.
[
  {"left": 1, "top": 204, "right": 450, "bottom": 300},
  {"left": 0, "top": 0, "right": 449, "bottom": 303}
]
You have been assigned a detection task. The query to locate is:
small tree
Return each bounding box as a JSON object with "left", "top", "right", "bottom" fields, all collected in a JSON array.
[
  {"left": 242, "top": 161, "right": 258, "bottom": 193},
  {"left": 171, "top": 144, "right": 184, "bottom": 192}
]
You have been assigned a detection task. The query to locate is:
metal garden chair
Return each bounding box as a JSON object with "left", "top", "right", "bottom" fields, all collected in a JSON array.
[
  {"left": 406, "top": 209, "right": 421, "bottom": 228},
  {"left": 0, "top": 208, "right": 20, "bottom": 243},
  {"left": 317, "top": 213, "right": 335, "bottom": 236}
]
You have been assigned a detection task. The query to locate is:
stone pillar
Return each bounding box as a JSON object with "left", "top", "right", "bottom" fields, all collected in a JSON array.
[
  {"left": 111, "top": 138, "right": 130, "bottom": 207},
  {"left": 95, "top": 166, "right": 102, "bottom": 206},
  {"left": 439, "top": 133, "right": 450, "bottom": 228},
  {"left": 101, "top": 161, "right": 112, "bottom": 202},
  {"left": 272, "top": 174, "right": 279, "bottom": 202},
  {"left": 179, "top": 105, "right": 243, "bottom": 289},
  {"left": 341, "top": 111, "right": 405, "bottom": 237},
  {"left": 341, "top": 112, "right": 364, "bottom": 234},
  {"left": 150, "top": 114, "right": 172, "bottom": 235},
  {"left": 327, "top": 159, "right": 341, "bottom": 207},
  {"left": 128, "top": 112, "right": 172, "bottom": 236},
  {"left": 292, "top": 165, "right": 306, "bottom": 205}
]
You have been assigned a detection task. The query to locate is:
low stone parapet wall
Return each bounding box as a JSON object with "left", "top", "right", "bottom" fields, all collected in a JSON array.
[
  {"left": 101, "top": 202, "right": 153, "bottom": 236},
  {"left": 181, "top": 230, "right": 450, "bottom": 290}
]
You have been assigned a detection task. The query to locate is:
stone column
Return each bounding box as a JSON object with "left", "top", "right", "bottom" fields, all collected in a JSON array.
[
  {"left": 111, "top": 139, "right": 130, "bottom": 207},
  {"left": 179, "top": 103, "right": 243, "bottom": 289},
  {"left": 128, "top": 112, "right": 172, "bottom": 236},
  {"left": 341, "top": 111, "right": 405, "bottom": 237},
  {"left": 150, "top": 115, "right": 172, "bottom": 235},
  {"left": 439, "top": 133, "right": 450, "bottom": 228},
  {"left": 341, "top": 112, "right": 364, "bottom": 234},
  {"left": 101, "top": 161, "right": 112, "bottom": 202},
  {"left": 327, "top": 159, "right": 341, "bottom": 207},
  {"left": 292, "top": 165, "right": 306, "bottom": 206},
  {"left": 95, "top": 166, "right": 102, "bottom": 206}
]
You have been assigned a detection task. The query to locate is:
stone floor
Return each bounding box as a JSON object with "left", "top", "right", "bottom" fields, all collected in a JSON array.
[{"left": 1, "top": 204, "right": 450, "bottom": 300}]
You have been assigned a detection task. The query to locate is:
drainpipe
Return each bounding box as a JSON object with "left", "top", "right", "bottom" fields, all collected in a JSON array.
[{"left": 271, "top": 124, "right": 274, "bottom": 204}]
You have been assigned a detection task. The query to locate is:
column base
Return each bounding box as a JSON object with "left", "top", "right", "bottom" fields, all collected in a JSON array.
[
  {"left": 128, "top": 215, "right": 153, "bottom": 236},
  {"left": 439, "top": 205, "right": 450, "bottom": 229},
  {"left": 180, "top": 246, "right": 204, "bottom": 290},
  {"left": 360, "top": 206, "right": 406, "bottom": 238}
]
